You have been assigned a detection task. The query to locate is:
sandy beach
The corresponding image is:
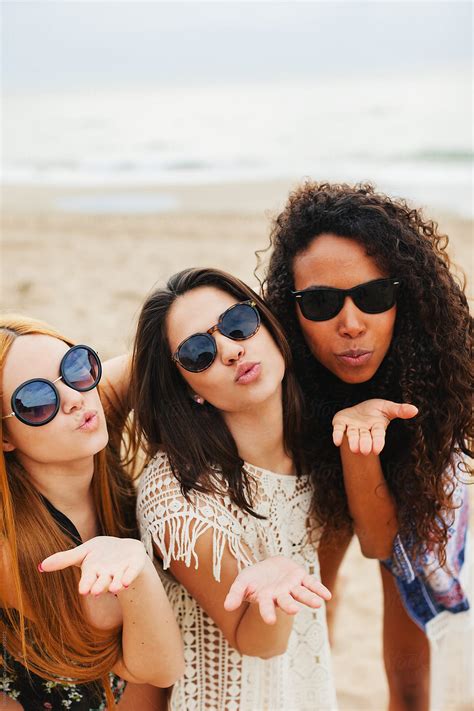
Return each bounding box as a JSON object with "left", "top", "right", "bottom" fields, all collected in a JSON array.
[{"left": 1, "top": 181, "right": 472, "bottom": 710}]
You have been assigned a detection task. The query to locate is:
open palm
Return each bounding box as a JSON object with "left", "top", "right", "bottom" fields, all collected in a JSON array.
[{"left": 332, "top": 399, "right": 418, "bottom": 456}]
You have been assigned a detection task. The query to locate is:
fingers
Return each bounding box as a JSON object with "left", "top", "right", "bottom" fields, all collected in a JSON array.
[
  {"left": 276, "top": 591, "right": 299, "bottom": 616},
  {"left": 290, "top": 585, "right": 322, "bottom": 609},
  {"left": 121, "top": 564, "right": 143, "bottom": 589},
  {"left": 78, "top": 568, "right": 100, "bottom": 596},
  {"left": 302, "top": 574, "right": 332, "bottom": 601},
  {"left": 108, "top": 568, "right": 128, "bottom": 594},
  {"left": 40, "top": 544, "right": 86, "bottom": 573},
  {"left": 371, "top": 423, "right": 387, "bottom": 456},
  {"left": 258, "top": 594, "right": 278, "bottom": 625},
  {"left": 344, "top": 425, "right": 387, "bottom": 456},
  {"left": 224, "top": 576, "right": 249, "bottom": 611},
  {"left": 90, "top": 573, "right": 114, "bottom": 597},
  {"left": 332, "top": 421, "right": 347, "bottom": 447},
  {"left": 358, "top": 428, "right": 373, "bottom": 456},
  {"left": 346, "top": 425, "right": 360, "bottom": 454}
]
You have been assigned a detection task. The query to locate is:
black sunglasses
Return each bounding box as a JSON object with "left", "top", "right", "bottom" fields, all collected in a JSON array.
[
  {"left": 291, "top": 278, "right": 400, "bottom": 322},
  {"left": 172, "top": 300, "right": 260, "bottom": 373},
  {"left": 2, "top": 345, "right": 102, "bottom": 427}
]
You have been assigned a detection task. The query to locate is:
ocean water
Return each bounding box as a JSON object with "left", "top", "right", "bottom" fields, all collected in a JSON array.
[{"left": 3, "top": 69, "right": 472, "bottom": 216}]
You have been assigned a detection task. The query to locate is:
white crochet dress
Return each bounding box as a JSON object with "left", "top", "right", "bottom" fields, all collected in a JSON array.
[{"left": 137, "top": 451, "right": 338, "bottom": 711}]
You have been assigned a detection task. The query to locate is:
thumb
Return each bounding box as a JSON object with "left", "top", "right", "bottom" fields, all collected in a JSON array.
[
  {"left": 224, "top": 577, "right": 249, "bottom": 612},
  {"left": 397, "top": 403, "right": 418, "bottom": 420},
  {"left": 40, "top": 543, "right": 87, "bottom": 573},
  {"left": 382, "top": 401, "right": 418, "bottom": 421}
]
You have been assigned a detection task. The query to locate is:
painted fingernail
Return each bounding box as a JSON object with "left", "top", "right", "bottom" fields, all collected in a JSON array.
[{"left": 37, "top": 562, "right": 44, "bottom": 573}]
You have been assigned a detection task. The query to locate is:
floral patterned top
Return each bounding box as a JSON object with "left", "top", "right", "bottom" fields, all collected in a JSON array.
[
  {"left": 0, "top": 655, "right": 126, "bottom": 711},
  {"left": 382, "top": 462, "right": 470, "bottom": 639},
  {"left": 0, "top": 498, "right": 126, "bottom": 711}
]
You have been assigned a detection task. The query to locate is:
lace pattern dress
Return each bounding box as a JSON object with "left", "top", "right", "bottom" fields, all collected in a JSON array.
[{"left": 137, "top": 451, "right": 338, "bottom": 711}]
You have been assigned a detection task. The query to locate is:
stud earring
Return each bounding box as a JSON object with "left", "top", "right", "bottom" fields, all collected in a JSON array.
[{"left": 193, "top": 395, "right": 205, "bottom": 405}]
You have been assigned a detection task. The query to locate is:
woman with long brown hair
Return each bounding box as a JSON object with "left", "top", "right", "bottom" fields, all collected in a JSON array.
[
  {"left": 0, "top": 315, "right": 184, "bottom": 710},
  {"left": 261, "top": 181, "right": 473, "bottom": 710},
  {"left": 129, "top": 266, "right": 417, "bottom": 711}
]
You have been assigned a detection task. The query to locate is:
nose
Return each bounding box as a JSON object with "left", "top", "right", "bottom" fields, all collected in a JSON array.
[
  {"left": 58, "top": 380, "right": 85, "bottom": 414},
  {"left": 215, "top": 333, "right": 245, "bottom": 365},
  {"left": 337, "top": 297, "right": 367, "bottom": 338}
]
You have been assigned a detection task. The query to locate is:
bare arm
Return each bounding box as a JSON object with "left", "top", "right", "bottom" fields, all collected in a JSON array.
[
  {"left": 117, "top": 683, "right": 168, "bottom": 711},
  {"left": 112, "top": 557, "right": 184, "bottom": 686},
  {"left": 165, "top": 533, "right": 295, "bottom": 659},
  {"left": 41, "top": 538, "right": 184, "bottom": 687},
  {"left": 339, "top": 440, "right": 398, "bottom": 558},
  {"left": 332, "top": 399, "right": 418, "bottom": 559},
  {"left": 162, "top": 534, "right": 329, "bottom": 659}
]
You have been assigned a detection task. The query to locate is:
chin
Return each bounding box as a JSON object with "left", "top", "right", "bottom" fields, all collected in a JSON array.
[
  {"left": 84, "top": 427, "right": 109, "bottom": 456},
  {"left": 334, "top": 365, "right": 377, "bottom": 384}
]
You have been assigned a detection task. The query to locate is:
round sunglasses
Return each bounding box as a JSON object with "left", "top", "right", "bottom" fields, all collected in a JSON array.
[
  {"left": 291, "top": 278, "right": 400, "bottom": 322},
  {"left": 2, "top": 345, "right": 102, "bottom": 427},
  {"left": 172, "top": 300, "right": 260, "bottom": 373}
]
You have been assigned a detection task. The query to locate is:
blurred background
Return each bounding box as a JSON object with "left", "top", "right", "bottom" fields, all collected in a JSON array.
[{"left": 2, "top": 2, "right": 472, "bottom": 708}]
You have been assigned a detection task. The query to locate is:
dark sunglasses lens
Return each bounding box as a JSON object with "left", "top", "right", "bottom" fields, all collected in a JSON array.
[
  {"left": 178, "top": 335, "right": 216, "bottom": 372},
  {"left": 13, "top": 381, "right": 58, "bottom": 425},
  {"left": 221, "top": 304, "right": 259, "bottom": 339},
  {"left": 299, "top": 290, "right": 342, "bottom": 321},
  {"left": 354, "top": 281, "right": 396, "bottom": 313},
  {"left": 63, "top": 347, "right": 101, "bottom": 391}
]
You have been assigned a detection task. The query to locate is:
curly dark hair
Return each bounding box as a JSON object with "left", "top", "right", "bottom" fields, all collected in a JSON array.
[{"left": 260, "top": 181, "right": 473, "bottom": 566}]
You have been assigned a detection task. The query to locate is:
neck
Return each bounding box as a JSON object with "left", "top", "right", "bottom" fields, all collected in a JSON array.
[
  {"left": 222, "top": 385, "right": 294, "bottom": 475},
  {"left": 15, "top": 452, "right": 96, "bottom": 515}
]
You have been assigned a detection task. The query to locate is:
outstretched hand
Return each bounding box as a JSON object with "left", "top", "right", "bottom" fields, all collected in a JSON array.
[
  {"left": 332, "top": 398, "right": 418, "bottom": 456},
  {"left": 224, "top": 556, "right": 331, "bottom": 625},
  {"left": 39, "top": 536, "right": 149, "bottom": 596}
]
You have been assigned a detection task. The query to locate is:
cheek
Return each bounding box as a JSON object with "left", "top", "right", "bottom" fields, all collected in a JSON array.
[
  {"left": 297, "top": 314, "right": 332, "bottom": 360},
  {"left": 7, "top": 419, "right": 64, "bottom": 461},
  {"left": 375, "top": 308, "right": 397, "bottom": 349},
  {"left": 184, "top": 368, "right": 221, "bottom": 403}
]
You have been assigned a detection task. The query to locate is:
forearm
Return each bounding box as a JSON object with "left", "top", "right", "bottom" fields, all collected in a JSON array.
[
  {"left": 235, "top": 602, "right": 294, "bottom": 658},
  {"left": 340, "top": 438, "right": 398, "bottom": 558},
  {"left": 118, "top": 559, "right": 184, "bottom": 686}
]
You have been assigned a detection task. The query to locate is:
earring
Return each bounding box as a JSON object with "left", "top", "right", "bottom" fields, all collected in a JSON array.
[{"left": 193, "top": 395, "right": 205, "bottom": 405}]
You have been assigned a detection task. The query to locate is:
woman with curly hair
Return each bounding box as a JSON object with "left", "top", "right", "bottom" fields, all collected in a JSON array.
[{"left": 261, "top": 182, "right": 473, "bottom": 711}]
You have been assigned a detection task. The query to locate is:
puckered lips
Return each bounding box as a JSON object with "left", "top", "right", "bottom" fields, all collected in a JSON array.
[
  {"left": 235, "top": 361, "right": 261, "bottom": 384},
  {"left": 335, "top": 349, "right": 373, "bottom": 367},
  {"left": 77, "top": 410, "right": 99, "bottom": 431}
]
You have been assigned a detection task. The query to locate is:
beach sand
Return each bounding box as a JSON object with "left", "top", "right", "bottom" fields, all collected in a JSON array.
[{"left": 1, "top": 181, "right": 472, "bottom": 710}]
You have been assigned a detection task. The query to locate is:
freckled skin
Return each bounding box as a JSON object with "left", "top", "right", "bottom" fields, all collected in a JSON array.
[{"left": 292, "top": 234, "right": 397, "bottom": 384}]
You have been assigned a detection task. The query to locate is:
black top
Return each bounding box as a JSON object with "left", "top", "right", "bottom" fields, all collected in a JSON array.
[{"left": 0, "top": 498, "right": 126, "bottom": 711}]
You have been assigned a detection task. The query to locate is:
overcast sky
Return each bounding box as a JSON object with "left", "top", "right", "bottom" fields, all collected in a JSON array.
[{"left": 2, "top": 1, "right": 472, "bottom": 91}]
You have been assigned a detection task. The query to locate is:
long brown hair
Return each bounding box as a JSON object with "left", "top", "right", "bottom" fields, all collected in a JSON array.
[
  {"left": 260, "top": 181, "right": 473, "bottom": 565},
  {"left": 129, "top": 268, "right": 307, "bottom": 515},
  {"left": 0, "top": 315, "right": 137, "bottom": 705}
]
